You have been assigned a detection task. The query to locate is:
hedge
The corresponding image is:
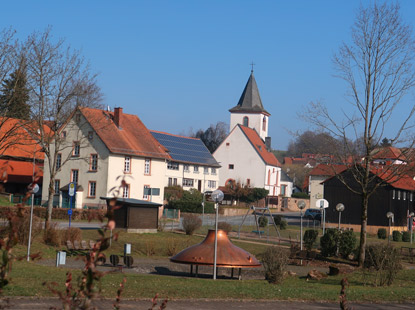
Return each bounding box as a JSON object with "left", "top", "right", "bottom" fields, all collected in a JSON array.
[{"left": 0, "top": 206, "right": 106, "bottom": 221}]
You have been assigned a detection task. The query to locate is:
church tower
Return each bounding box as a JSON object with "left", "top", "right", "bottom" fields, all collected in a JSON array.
[{"left": 229, "top": 70, "right": 270, "bottom": 141}]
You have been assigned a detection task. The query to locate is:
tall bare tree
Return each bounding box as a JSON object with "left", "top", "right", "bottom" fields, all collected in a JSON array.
[
  {"left": 25, "top": 28, "right": 103, "bottom": 225},
  {"left": 305, "top": 3, "right": 415, "bottom": 266}
]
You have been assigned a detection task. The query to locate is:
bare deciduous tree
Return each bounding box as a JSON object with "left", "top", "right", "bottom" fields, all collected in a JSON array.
[
  {"left": 25, "top": 28, "right": 103, "bottom": 225},
  {"left": 304, "top": 3, "right": 415, "bottom": 266}
]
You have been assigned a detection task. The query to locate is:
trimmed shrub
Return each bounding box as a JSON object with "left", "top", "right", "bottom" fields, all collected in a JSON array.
[
  {"left": 338, "top": 230, "right": 357, "bottom": 258},
  {"left": 320, "top": 228, "right": 340, "bottom": 257},
  {"left": 261, "top": 246, "right": 289, "bottom": 284},
  {"left": 0, "top": 206, "right": 105, "bottom": 221},
  {"left": 273, "top": 215, "right": 282, "bottom": 226},
  {"left": 258, "top": 216, "right": 268, "bottom": 227},
  {"left": 377, "top": 228, "right": 387, "bottom": 239},
  {"left": 303, "top": 229, "right": 318, "bottom": 251},
  {"left": 279, "top": 219, "right": 288, "bottom": 230},
  {"left": 43, "top": 222, "right": 61, "bottom": 246},
  {"left": 392, "top": 230, "right": 402, "bottom": 242},
  {"left": 402, "top": 231, "right": 411, "bottom": 242},
  {"left": 364, "top": 243, "right": 402, "bottom": 286},
  {"left": 182, "top": 214, "right": 202, "bottom": 235},
  {"left": 218, "top": 222, "right": 232, "bottom": 234},
  {"left": 291, "top": 192, "right": 310, "bottom": 199},
  {"left": 62, "top": 227, "right": 82, "bottom": 244}
]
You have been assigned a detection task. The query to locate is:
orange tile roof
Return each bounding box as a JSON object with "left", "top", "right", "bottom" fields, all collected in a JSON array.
[
  {"left": 0, "top": 118, "right": 46, "bottom": 161},
  {"left": 238, "top": 125, "right": 281, "bottom": 167},
  {"left": 372, "top": 146, "right": 405, "bottom": 161},
  {"left": 0, "top": 159, "right": 43, "bottom": 183},
  {"left": 80, "top": 107, "right": 170, "bottom": 159}
]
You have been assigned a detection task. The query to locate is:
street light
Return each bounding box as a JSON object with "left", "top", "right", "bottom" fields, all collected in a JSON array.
[
  {"left": 409, "top": 212, "right": 415, "bottom": 244},
  {"left": 336, "top": 203, "right": 345, "bottom": 231},
  {"left": 211, "top": 189, "right": 224, "bottom": 280},
  {"left": 386, "top": 212, "right": 394, "bottom": 244},
  {"left": 297, "top": 201, "right": 306, "bottom": 252}
]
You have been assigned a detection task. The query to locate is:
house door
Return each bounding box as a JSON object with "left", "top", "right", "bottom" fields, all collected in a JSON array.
[{"left": 198, "top": 180, "right": 202, "bottom": 192}]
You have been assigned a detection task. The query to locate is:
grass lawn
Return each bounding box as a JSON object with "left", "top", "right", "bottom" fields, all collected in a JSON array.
[{"left": 4, "top": 223, "right": 415, "bottom": 302}]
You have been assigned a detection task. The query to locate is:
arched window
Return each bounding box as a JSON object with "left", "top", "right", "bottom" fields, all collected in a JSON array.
[
  {"left": 243, "top": 116, "right": 249, "bottom": 127},
  {"left": 262, "top": 116, "right": 267, "bottom": 131}
]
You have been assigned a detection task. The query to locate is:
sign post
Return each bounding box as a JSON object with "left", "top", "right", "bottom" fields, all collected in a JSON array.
[
  {"left": 68, "top": 182, "right": 76, "bottom": 228},
  {"left": 316, "top": 199, "right": 329, "bottom": 235},
  {"left": 27, "top": 183, "right": 39, "bottom": 262}
]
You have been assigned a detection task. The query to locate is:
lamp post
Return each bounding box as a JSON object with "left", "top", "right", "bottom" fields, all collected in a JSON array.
[
  {"left": 409, "top": 212, "right": 415, "bottom": 244},
  {"left": 211, "top": 189, "right": 224, "bottom": 280},
  {"left": 387, "top": 212, "right": 394, "bottom": 244},
  {"left": 336, "top": 203, "right": 345, "bottom": 231},
  {"left": 297, "top": 201, "right": 306, "bottom": 252}
]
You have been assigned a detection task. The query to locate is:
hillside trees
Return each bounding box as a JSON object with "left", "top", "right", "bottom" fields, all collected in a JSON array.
[
  {"left": 304, "top": 3, "right": 415, "bottom": 266},
  {"left": 193, "top": 121, "right": 228, "bottom": 153}
]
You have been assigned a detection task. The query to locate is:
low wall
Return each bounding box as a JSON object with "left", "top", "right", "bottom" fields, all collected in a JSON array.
[{"left": 325, "top": 222, "right": 407, "bottom": 234}]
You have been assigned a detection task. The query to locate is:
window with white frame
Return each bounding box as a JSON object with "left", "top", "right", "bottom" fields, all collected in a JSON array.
[
  {"left": 122, "top": 184, "right": 129, "bottom": 198},
  {"left": 124, "top": 156, "right": 131, "bottom": 173},
  {"left": 281, "top": 185, "right": 287, "bottom": 196},
  {"left": 411, "top": 192, "right": 413, "bottom": 202},
  {"left": 168, "top": 178, "right": 173, "bottom": 186},
  {"left": 183, "top": 164, "right": 189, "bottom": 172},
  {"left": 54, "top": 179, "right": 60, "bottom": 195},
  {"left": 143, "top": 185, "right": 150, "bottom": 200},
  {"left": 204, "top": 167, "right": 209, "bottom": 174},
  {"left": 167, "top": 161, "right": 179, "bottom": 170},
  {"left": 56, "top": 153, "right": 62, "bottom": 170},
  {"left": 144, "top": 158, "right": 151, "bottom": 175},
  {"left": 89, "top": 181, "right": 96, "bottom": 198},
  {"left": 194, "top": 165, "right": 199, "bottom": 173},
  {"left": 211, "top": 168, "right": 216, "bottom": 175},
  {"left": 392, "top": 189, "right": 396, "bottom": 199},
  {"left": 90, "top": 154, "right": 98, "bottom": 171},
  {"left": 398, "top": 190, "right": 401, "bottom": 200},
  {"left": 208, "top": 180, "right": 216, "bottom": 188},
  {"left": 403, "top": 191, "right": 407, "bottom": 200},
  {"left": 183, "top": 178, "right": 194, "bottom": 187},
  {"left": 173, "top": 178, "right": 177, "bottom": 186},
  {"left": 71, "top": 170, "right": 79, "bottom": 184},
  {"left": 72, "top": 141, "right": 80, "bottom": 156}
]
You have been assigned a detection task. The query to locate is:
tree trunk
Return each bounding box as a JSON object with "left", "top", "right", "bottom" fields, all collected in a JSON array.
[
  {"left": 358, "top": 193, "right": 369, "bottom": 266},
  {"left": 45, "top": 180, "right": 54, "bottom": 227}
]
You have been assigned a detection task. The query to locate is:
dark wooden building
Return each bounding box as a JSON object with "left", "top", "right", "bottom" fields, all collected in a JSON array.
[
  {"left": 323, "top": 169, "right": 415, "bottom": 229},
  {"left": 102, "top": 197, "right": 161, "bottom": 233}
]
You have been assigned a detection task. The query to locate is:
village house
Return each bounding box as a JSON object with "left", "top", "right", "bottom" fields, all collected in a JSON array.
[
  {"left": 41, "top": 107, "right": 170, "bottom": 209},
  {"left": 213, "top": 71, "right": 286, "bottom": 199},
  {"left": 150, "top": 130, "right": 220, "bottom": 193}
]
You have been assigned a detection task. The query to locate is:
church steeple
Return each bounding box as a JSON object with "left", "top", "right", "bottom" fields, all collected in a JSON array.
[
  {"left": 229, "top": 71, "right": 270, "bottom": 115},
  {"left": 229, "top": 71, "right": 270, "bottom": 141}
]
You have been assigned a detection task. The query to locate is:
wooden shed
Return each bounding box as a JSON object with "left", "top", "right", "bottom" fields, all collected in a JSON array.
[{"left": 102, "top": 197, "right": 161, "bottom": 233}]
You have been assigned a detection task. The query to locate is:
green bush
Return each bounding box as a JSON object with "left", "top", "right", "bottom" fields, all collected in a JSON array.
[
  {"left": 364, "top": 243, "right": 402, "bottom": 286},
  {"left": 168, "top": 189, "right": 215, "bottom": 213},
  {"left": 377, "top": 228, "right": 387, "bottom": 239},
  {"left": 338, "top": 230, "right": 357, "bottom": 258},
  {"left": 291, "top": 192, "right": 310, "bottom": 199},
  {"left": 392, "top": 230, "right": 402, "bottom": 242},
  {"left": 402, "top": 231, "right": 411, "bottom": 242},
  {"left": 258, "top": 216, "right": 268, "bottom": 227},
  {"left": 320, "top": 228, "right": 339, "bottom": 257},
  {"left": 261, "top": 246, "right": 289, "bottom": 284},
  {"left": 279, "top": 219, "right": 288, "bottom": 230},
  {"left": 273, "top": 215, "right": 282, "bottom": 226},
  {"left": 303, "top": 229, "right": 318, "bottom": 251}
]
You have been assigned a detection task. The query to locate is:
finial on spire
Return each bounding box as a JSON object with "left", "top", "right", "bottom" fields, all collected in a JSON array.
[{"left": 250, "top": 61, "right": 255, "bottom": 73}]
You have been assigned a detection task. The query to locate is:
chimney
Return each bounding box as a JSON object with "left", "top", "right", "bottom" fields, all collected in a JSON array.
[
  {"left": 114, "top": 107, "right": 123, "bottom": 129},
  {"left": 265, "top": 137, "right": 271, "bottom": 151}
]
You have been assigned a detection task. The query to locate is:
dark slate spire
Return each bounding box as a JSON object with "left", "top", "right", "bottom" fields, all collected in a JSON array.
[{"left": 229, "top": 71, "right": 270, "bottom": 115}]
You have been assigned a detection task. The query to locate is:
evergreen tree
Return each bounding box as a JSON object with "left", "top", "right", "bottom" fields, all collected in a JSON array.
[{"left": 0, "top": 63, "right": 30, "bottom": 120}]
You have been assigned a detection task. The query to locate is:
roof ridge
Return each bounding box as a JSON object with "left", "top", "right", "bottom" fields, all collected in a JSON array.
[{"left": 150, "top": 130, "right": 200, "bottom": 140}]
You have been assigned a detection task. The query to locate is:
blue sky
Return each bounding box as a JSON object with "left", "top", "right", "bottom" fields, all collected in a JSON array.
[{"left": 2, "top": 0, "right": 415, "bottom": 150}]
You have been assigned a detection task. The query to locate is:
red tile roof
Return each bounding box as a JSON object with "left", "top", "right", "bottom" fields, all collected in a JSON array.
[
  {"left": 238, "top": 125, "right": 281, "bottom": 167},
  {"left": 0, "top": 159, "right": 43, "bottom": 183},
  {"left": 372, "top": 146, "right": 405, "bottom": 161},
  {"left": 80, "top": 107, "right": 170, "bottom": 159},
  {"left": 309, "top": 164, "right": 347, "bottom": 176},
  {"left": 0, "top": 118, "right": 46, "bottom": 161}
]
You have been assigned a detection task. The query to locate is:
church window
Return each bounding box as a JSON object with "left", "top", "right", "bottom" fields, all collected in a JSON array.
[
  {"left": 228, "top": 164, "right": 234, "bottom": 169},
  {"left": 263, "top": 117, "right": 266, "bottom": 131},
  {"left": 243, "top": 116, "right": 249, "bottom": 127}
]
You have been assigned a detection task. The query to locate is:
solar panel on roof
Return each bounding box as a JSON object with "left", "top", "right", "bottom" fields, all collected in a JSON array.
[{"left": 151, "top": 131, "right": 220, "bottom": 166}]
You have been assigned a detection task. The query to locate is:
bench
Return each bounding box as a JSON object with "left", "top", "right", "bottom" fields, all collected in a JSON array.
[{"left": 400, "top": 247, "right": 415, "bottom": 262}]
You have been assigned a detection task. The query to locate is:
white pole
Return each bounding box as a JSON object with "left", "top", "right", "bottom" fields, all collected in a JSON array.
[
  {"left": 300, "top": 211, "right": 303, "bottom": 251},
  {"left": 213, "top": 201, "right": 219, "bottom": 280},
  {"left": 338, "top": 212, "right": 342, "bottom": 231},
  {"left": 27, "top": 145, "right": 36, "bottom": 262}
]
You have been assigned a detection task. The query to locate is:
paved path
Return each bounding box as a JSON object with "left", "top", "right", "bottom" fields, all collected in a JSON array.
[{"left": 3, "top": 298, "right": 414, "bottom": 310}]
